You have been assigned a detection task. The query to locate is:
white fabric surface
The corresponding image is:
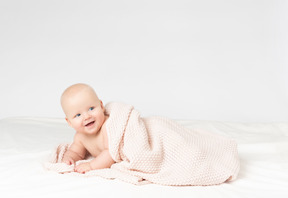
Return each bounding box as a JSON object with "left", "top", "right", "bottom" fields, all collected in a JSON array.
[{"left": 0, "top": 117, "right": 288, "bottom": 198}]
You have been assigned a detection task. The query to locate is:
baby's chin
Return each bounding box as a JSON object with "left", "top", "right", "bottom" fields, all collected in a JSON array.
[{"left": 83, "top": 128, "right": 100, "bottom": 135}]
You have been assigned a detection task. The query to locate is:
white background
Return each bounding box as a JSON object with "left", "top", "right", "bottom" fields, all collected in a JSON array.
[{"left": 0, "top": 0, "right": 287, "bottom": 122}]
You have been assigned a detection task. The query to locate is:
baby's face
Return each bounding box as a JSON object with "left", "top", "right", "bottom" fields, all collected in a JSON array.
[{"left": 62, "top": 88, "right": 106, "bottom": 135}]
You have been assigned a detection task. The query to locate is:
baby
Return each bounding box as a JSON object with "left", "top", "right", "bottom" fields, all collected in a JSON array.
[
  {"left": 61, "top": 83, "right": 115, "bottom": 173},
  {"left": 57, "top": 83, "right": 240, "bottom": 185}
]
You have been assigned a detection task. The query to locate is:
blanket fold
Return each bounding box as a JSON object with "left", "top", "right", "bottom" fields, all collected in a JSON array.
[{"left": 44, "top": 102, "right": 240, "bottom": 186}]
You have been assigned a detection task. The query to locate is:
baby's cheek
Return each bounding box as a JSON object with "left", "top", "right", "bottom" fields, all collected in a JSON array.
[{"left": 75, "top": 122, "right": 83, "bottom": 130}]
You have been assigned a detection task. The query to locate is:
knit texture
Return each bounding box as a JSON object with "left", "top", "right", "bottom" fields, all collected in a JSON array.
[{"left": 44, "top": 102, "right": 240, "bottom": 186}]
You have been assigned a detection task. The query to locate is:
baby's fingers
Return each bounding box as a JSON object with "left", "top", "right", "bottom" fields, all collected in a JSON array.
[
  {"left": 63, "top": 158, "right": 74, "bottom": 166},
  {"left": 75, "top": 166, "right": 85, "bottom": 174},
  {"left": 70, "top": 159, "right": 75, "bottom": 166},
  {"left": 75, "top": 164, "right": 90, "bottom": 174}
]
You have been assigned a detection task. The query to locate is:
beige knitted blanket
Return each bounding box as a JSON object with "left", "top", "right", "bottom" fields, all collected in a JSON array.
[{"left": 44, "top": 102, "right": 240, "bottom": 186}]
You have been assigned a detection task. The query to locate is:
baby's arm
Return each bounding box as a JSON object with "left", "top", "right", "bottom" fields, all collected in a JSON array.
[
  {"left": 62, "top": 136, "right": 86, "bottom": 165},
  {"left": 75, "top": 149, "right": 115, "bottom": 173}
]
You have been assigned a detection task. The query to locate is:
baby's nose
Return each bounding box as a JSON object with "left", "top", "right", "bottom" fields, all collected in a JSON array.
[{"left": 84, "top": 112, "right": 91, "bottom": 120}]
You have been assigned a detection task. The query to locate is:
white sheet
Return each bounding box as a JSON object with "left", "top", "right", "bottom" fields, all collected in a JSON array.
[{"left": 1, "top": 117, "right": 287, "bottom": 198}]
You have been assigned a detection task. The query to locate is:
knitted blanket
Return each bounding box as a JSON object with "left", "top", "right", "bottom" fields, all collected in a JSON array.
[{"left": 44, "top": 102, "right": 240, "bottom": 186}]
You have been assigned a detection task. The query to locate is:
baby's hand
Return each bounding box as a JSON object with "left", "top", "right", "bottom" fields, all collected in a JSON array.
[
  {"left": 75, "top": 162, "right": 92, "bottom": 174},
  {"left": 62, "top": 154, "right": 75, "bottom": 166}
]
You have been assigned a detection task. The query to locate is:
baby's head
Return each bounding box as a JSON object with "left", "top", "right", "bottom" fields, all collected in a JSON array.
[{"left": 61, "top": 83, "right": 106, "bottom": 134}]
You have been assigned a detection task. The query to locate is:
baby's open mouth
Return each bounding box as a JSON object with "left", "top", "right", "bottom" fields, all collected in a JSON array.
[{"left": 85, "top": 121, "right": 95, "bottom": 127}]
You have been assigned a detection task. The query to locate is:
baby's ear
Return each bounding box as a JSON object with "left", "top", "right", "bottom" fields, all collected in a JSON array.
[
  {"left": 65, "top": 117, "right": 72, "bottom": 127},
  {"left": 100, "top": 100, "right": 104, "bottom": 108}
]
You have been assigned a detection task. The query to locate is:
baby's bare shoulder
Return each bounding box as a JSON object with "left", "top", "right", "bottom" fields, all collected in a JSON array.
[
  {"left": 73, "top": 132, "right": 89, "bottom": 144},
  {"left": 73, "top": 132, "right": 99, "bottom": 147}
]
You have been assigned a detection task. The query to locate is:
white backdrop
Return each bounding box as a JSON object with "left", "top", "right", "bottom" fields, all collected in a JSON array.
[{"left": 0, "top": 0, "right": 287, "bottom": 122}]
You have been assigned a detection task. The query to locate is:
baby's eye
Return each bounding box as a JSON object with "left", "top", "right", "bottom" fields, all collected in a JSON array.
[
  {"left": 89, "top": 107, "right": 94, "bottom": 111},
  {"left": 75, "top": 113, "right": 81, "bottom": 118}
]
